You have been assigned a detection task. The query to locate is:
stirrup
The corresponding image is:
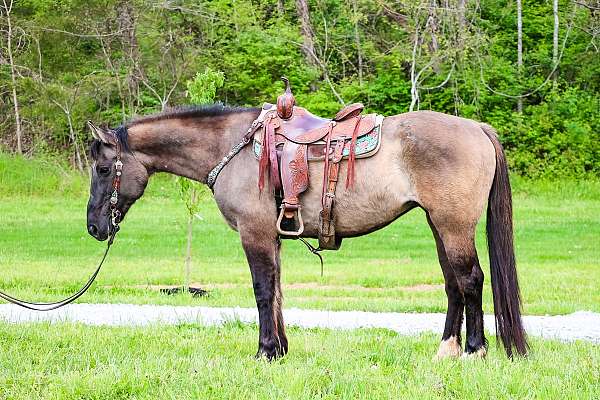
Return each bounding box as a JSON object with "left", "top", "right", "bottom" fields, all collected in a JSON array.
[{"left": 276, "top": 206, "right": 304, "bottom": 236}]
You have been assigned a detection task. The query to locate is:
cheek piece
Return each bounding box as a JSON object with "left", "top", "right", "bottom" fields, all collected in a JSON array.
[{"left": 108, "top": 138, "right": 123, "bottom": 238}]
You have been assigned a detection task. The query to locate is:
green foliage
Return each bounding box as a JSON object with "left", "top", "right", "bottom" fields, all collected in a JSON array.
[
  {"left": 187, "top": 68, "right": 225, "bottom": 105},
  {"left": 505, "top": 88, "right": 600, "bottom": 177},
  {"left": 1, "top": 0, "right": 598, "bottom": 178},
  {"left": 176, "top": 175, "right": 209, "bottom": 218}
]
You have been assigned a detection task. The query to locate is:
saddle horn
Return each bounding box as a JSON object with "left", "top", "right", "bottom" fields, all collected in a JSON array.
[{"left": 277, "top": 77, "right": 295, "bottom": 120}]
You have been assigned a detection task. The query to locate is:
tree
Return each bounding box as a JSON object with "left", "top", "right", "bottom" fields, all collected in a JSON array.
[
  {"left": 45, "top": 76, "right": 97, "bottom": 173},
  {"left": 186, "top": 68, "right": 224, "bottom": 105},
  {"left": 176, "top": 67, "right": 223, "bottom": 293},
  {"left": 352, "top": 0, "right": 364, "bottom": 85},
  {"left": 176, "top": 175, "right": 209, "bottom": 293},
  {"left": 517, "top": 0, "right": 523, "bottom": 112},
  {"left": 295, "top": 0, "right": 317, "bottom": 70},
  {"left": 294, "top": 0, "right": 344, "bottom": 103},
  {"left": 0, "top": 0, "right": 598, "bottom": 177},
  {"left": 1, "top": 0, "right": 23, "bottom": 153},
  {"left": 553, "top": 0, "right": 559, "bottom": 83}
]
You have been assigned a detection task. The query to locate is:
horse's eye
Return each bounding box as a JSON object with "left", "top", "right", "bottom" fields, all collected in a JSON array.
[{"left": 97, "top": 166, "right": 111, "bottom": 176}]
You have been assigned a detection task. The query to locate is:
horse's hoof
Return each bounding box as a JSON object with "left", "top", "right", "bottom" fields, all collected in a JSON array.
[
  {"left": 255, "top": 350, "right": 276, "bottom": 362},
  {"left": 255, "top": 349, "right": 284, "bottom": 361},
  {"left": 255, "top": 342, "right": 287, "bottom": 361},
  {"left": 462, "top": 347, "right": 487, "bottom": 359},
  {"left": 434, "top": 336, "right": 462, "bottom": 360}
]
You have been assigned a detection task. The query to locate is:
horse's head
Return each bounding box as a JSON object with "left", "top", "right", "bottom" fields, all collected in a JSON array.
[{"left": 86, "top": 121, "right": 149, "bottom": 241}]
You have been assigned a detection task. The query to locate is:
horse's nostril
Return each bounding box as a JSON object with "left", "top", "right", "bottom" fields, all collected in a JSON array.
[{"left": 88, "top": 224, "right": 98, "bottom": 236}]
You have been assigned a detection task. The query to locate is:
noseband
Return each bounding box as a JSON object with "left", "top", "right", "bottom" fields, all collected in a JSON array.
[{"left": 0, "top": 137, "right": 124, "bottom": 311}]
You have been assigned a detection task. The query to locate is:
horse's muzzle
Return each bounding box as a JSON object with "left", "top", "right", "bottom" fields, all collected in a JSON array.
[{"left": 87, "top": 223, "right": 109, "bottom": 241}]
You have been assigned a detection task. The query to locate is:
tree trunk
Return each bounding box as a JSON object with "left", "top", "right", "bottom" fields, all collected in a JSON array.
[
  {"left": 97, "top": 32, "right": 127, "bottom": 122},
  {"left": 517, "top": 0, "right": 523, "bottom": 112},
  {"left": 184, "top": 188, "right": 198, "bottom": 292},
  {"left": 458, "top": 0, "right": 467, "bottom": 30},
  {"left": 66, "top": 111, "right": 83, "bottom": 172},
  {"left": 295, "top": 0, "right": 317, "bottom": 69},
  {"left": 185, "top": 213, "right": 193, "bottom": 292},
  {"left": 118, "top": 0, "right": 143, "bottom": 113},
  {"left": 352, "top": 0, "right": 363, "bottom": 85},
  {"left": 427, "top": 0, "right": 439, "bottom": 55},
  {"left": 3, "top": 0, "right": 23, "bottom": 154},
  {"left": 553, "top": 0, "right": 559, "bottom": 83},
  {"left": 409, "top": 30, "right": 420, "bottom": 112}
]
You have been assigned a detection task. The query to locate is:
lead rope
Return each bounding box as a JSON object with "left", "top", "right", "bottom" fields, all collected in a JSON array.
[
  {"left": 298, "top": 238, "right": 324, "bottom": 277},
  {"left": 0, "top": 231, "right": 116, "bottom": 311},
  {"left": 0, "top": 137, "right": 124, "bottom": 311}
]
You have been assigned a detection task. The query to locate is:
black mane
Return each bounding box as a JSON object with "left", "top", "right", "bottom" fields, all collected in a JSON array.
[
  {"left": 128, "top": 103, "right": 258, "bottom": 126},
  {"left": 90, "top": 103, "right": 258, "bottom": 159}
]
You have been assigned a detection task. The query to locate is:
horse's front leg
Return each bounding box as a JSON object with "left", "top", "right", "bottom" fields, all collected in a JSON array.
[{"left": 240, "top": 226, "right": 287, "bottom": 360}]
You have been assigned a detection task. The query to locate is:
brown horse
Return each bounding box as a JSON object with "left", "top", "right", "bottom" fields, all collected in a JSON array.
[{"left": 86, "top": 104, "right": 528, "bottom": 359}]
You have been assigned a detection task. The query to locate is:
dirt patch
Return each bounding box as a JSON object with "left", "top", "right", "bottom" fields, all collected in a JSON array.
[
  {"left": 103, "top": 283, "right": 238, "bottom": 291},
  {"left": 105, "top": 282, "right": 443, "bottom": 293}
]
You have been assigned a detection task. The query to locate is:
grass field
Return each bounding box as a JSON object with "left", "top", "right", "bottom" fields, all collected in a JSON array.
[
  {"left": 1, "top": 155, "right": 599, "bottom": 315},
  {"left": 1, "top": 154, "right": 599, "bottom": 399},
  {"left": 0, "top": 323, "right": 598, "bottom": 399}
]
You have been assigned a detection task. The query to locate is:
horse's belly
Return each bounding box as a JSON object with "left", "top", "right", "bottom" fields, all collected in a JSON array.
[{"left": 298, "top": 145, "right": 415, "bottom": 237}]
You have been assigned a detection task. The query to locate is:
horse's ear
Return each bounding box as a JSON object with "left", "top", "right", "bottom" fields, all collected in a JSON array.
[{"left": 87, "top": 120, "right": 116, "bottom": 145}]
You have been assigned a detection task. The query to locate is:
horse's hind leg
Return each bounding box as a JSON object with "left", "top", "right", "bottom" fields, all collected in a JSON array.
[
  {"left": 427, "top": 215, "right": 464, "bottom": 358},
  {"left": 428, "top": 214, "right": 487, "bottom": 358},
  {"left": 239, "top": 225, "right": 288, "bottom": 360}
]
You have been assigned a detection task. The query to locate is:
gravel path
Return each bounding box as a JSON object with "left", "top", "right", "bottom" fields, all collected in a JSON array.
[{"left": 1, "top": 304, "right": 599, "bottom": 343}]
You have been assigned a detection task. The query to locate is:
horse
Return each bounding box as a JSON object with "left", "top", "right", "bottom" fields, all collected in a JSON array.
[{"left": 86, "top": 104, "right": 528, "bottom": 359}]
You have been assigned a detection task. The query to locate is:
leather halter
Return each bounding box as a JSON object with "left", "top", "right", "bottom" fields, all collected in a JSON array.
[
  {"left": 0, "top": 137, "right": 123, "bottom": 311},
  {"left": 109, "top": 139, "right": 124, "bottom": 233}
]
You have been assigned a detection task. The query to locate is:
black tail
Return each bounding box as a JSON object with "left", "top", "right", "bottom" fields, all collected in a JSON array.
[{"left": 481, "top": 124, "right": 528, "bottom": 358}]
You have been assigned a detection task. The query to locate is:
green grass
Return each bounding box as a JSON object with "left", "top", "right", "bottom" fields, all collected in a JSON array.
[
  {"left": 1, "top": 155, "right": 599, "bottom": 315},
  {"left": 1, "top": 154, "right": 599, "bottom": 399},
  {"left": 0, "top": 323, "right": 598, "bottom": 399}
]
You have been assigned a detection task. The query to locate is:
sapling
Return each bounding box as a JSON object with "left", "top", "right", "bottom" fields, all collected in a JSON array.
[
  {"left": 176, "top": 176, "right": 209, "bottom": 294},
  {"left": 175, "top": 68, "right": 225, "bottom": 295}
]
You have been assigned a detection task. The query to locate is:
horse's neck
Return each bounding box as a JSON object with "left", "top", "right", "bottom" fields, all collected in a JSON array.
[{"left": 127, "top": 112, "right": 257, "bottom": 183}]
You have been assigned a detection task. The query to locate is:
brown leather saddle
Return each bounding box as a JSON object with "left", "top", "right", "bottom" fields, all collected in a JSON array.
[{"left": 255, "top": 77, "right": 383, "bottom": 250}]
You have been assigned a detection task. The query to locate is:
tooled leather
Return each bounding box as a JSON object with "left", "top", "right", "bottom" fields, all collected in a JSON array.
[
  {"left": 268, "top": 117, "right": 282, "bottom": 190},
  {"left": 278, "top": 113, "right": 376, "bottom": 144},
  {"left": 281, "top": 141, "right": 308, "bottom": 206},
  {"left": 334, "top": 103, "right": 364, "bottom": 121},
  {"left": 320, "top": 140, "right": 345, "bottom": 239}
]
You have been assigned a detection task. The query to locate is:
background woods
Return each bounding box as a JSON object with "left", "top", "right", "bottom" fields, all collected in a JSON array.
[{"left": 0, "top": 0, "right": 598, "bottom": 178}]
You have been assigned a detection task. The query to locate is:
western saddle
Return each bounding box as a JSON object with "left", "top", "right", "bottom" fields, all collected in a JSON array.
[{"left": 254, "top": 77, "right": 382, "bottom": 250}]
